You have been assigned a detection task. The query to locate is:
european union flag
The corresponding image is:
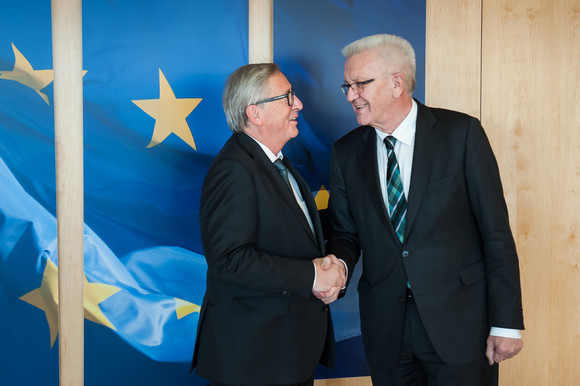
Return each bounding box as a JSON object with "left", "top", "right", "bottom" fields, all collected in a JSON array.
[
  {"left": 0, "top": 0, "right": 424, "bottom": 384},
  {"left": 1, "top": 1, "right": 247, "bottom": 385}
]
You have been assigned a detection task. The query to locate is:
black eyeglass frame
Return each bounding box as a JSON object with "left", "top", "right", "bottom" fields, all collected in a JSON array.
[
  {"left": 340, "top": 79, "right": 376, "bottom": 95},
  {"left": 254, "top": 89, "right": 295, "bottom": 106}
]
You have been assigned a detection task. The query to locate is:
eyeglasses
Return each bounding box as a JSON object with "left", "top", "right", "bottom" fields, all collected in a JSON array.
[
  {"left": 340, "top": 79, "right": 376, "bottom": 95},
  {"left": 255, "top": 89, "right": 295, "bottom": 106}
]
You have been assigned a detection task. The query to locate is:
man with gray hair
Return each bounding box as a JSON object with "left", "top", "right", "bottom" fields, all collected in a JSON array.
[
  {"left": 327, "top": 34, "right": 524, "bottom": 385},
  {"left": 192, "top": 63, "right": 345, "bottom": 386}
]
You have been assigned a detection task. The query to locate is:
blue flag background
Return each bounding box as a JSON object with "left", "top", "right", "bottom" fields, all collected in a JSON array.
[{"left": 0, "top": 1, "right": 425, "bottom": 385}]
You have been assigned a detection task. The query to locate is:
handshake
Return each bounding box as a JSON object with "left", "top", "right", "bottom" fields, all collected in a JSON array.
[{"left": 312, "top": 254, "right": 347, "bottom": 304}]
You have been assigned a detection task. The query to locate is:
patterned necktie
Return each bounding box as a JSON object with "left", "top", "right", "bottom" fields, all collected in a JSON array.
[
  {"left": 384, "top": 136, "right": 407, "bottom": 243},
  {"left": 273, "top": 159, "right": 292, "bottom": 191}
]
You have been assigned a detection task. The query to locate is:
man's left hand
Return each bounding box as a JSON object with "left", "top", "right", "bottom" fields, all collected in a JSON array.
[{"left": 485, "top": 335, "right": 524, "bottom": 365}]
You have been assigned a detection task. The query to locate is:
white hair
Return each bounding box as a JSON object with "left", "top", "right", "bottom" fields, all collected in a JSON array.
[
  {"left": 223, "top": 63, "right": 280, "bottom": 133},
  {"left": 342, "top": 34, "right": 416, "bottom": 93}
]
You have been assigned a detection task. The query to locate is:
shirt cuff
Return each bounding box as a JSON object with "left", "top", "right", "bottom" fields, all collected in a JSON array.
[
  {"left": 339, "top": 259, "right": 348, "bottom": 290},
  {"left": 312, "top": 261, "right": 317, "bottom": 289},
  {"left": 489, "top": 327, "right": 522, "bottom": 339}
]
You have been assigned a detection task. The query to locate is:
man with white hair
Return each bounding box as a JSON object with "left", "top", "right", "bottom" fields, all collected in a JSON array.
[{"left": 327, "top": 34, "right": 524, "bottom": 385}]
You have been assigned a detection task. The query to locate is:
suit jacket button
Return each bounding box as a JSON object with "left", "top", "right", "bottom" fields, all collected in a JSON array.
[
  {"left": 399, "top": 297, "right": 404, "bottom": 303},
  {"left": 322, "top": 306, "right": 329, "bottom": 312},
  {"left": 402, "top": 250, "right": 410, "bottom": 258},
  {"left": 281, "top": 290, "right": 290, "bottom": 296}
]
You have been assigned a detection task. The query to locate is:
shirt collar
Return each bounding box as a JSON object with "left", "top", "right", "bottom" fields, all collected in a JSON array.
[
  {"left": 245, "top": 133, "right": 283, "bottom": 163},
  {"left": 374, "top": 99, "right": 417, "bottom": 146}
]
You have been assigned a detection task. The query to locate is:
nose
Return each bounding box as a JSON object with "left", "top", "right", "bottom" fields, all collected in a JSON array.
[
  {"left": 346, "top": 86, "right": 359, "bottom": 103},
  {"left": 293, "top": 95, "right": 304, "bottom": 111}
]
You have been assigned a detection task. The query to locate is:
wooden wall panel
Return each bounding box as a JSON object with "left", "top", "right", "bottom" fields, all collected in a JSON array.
[
  {"left": 482, "top": 0, "right": 580, "bottom": 384},
  {"left": 425, "top": 0, "right": 481, "bottom": 118},
  {"left": 427, "top": 0, "right": 580, "bottom": 384}
]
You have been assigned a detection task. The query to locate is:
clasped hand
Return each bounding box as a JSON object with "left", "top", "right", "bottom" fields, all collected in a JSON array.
[{"left": 312, "top": 254, "right": 346, "bottom": 304}]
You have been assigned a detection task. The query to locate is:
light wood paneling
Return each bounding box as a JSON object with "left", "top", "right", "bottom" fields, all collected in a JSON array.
[
  {"left": 315, "top": 376, "right": 371, "bottom": 386},
  {"left": 425, "top": 0, "right": 481, "bottom": 118},
  {"left": 428, "top": 0, "right": 580, "bottom": 384},
  {"left": 482, "top": 0, "right": 580, "bottom": 385}
]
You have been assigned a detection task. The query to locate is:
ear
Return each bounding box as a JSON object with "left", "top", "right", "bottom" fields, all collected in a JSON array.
[
  {"left": 391, "top": 73, "right": 406, "bottom": 98},
  {"left": 246, "top": 105, "right": 263, "bottom": 126}
]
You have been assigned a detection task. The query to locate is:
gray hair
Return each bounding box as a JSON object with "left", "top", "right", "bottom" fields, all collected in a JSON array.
[
  {"left": 342, "top": 34, "right": 416, "bottom": 94},
  {"left": 222, "top": 63, "right": 280, "bottom": 133}
]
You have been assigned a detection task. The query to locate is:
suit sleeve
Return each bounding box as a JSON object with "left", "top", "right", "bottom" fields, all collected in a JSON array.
[
  {"left": 326, "top": 144, "right": 361, "bottom": 284},
  {"left": 200, "top": 158, "right": 316, "bottom": 298},
  {"left": 464, "top": 118, "right": 525, "bottom": 330}
]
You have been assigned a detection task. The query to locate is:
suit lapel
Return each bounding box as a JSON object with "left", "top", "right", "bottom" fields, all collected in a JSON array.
[
  {"left": 357, "top": 127, "right": 397, "bottom": 238},
  {"left": 235, "top": 134, "right": 321, "bottom": 249},
  {"left": 405, "top": 101, "right": 440, "bottom": 240},
  {"left": 285, "top": 160, "right": 325, "bottom": 253}
]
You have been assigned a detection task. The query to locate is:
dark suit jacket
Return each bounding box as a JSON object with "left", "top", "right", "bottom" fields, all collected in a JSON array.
[
  {"left": 327, "top": 100, "right": 524, "bottom": 380},
  {"left": 192, "top": 133, "right": 335, "bottom": 385}
]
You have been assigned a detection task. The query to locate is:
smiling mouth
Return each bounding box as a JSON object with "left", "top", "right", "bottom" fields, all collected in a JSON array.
[{"left": 354, "top": 103, "right": 368, "bottom": 110}]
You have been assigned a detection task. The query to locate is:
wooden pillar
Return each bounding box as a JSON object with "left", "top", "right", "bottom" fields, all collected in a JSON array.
[
  {"left": 248, "top": 0, "right": 273, "bottom": 63},
  {"left": 51, "top": 0, "right": 84, "bottom": 385}
]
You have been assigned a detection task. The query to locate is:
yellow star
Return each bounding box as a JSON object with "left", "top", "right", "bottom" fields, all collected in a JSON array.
[
  {"left": 19, "top": 258, "right": 121, "bottom": 347},
  {"left": 84, "top": 276, "right": 121, "bottom": 330},
  {"left": 0, "top": 43, "right": 54, "bottom": 105},
  {"left": 315, "top": 185, "right": 330, "bottom": 210},
  {"left": 174, "top": 297, "right": 201, "bottom": 319},
  {"left": 19, "top": 259, "right": 59, "bottom": 346},
  {"left": 132, "top": 69, "right": 202, "bottom": 150}
]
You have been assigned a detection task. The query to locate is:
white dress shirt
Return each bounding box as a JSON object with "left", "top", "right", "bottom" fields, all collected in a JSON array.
[{"left": 375, "top": 100, "right": 417, "bottom": 202}]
